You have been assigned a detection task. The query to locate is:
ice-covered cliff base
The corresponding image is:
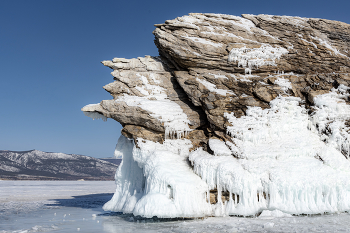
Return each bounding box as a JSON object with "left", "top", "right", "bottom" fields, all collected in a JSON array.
[
  {"left": 82, "top": 13, "right": 350, "bottom": 218},
  {"left": 103, "top": 88, "right": 350, "bottom": 217}
]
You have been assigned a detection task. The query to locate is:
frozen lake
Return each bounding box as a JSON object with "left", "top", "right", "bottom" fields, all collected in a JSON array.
[{"left": 1, "top": 181, "right": 350, "bottom": 232}]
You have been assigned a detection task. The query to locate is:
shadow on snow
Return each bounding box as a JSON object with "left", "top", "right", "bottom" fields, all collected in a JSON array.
[{"left": 46, "top": 193, "right": 114, "bottom": 210}]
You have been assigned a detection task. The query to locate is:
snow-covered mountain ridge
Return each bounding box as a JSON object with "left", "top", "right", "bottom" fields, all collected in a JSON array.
[
  {"left": 83, "top": 13, "right": 350, "bottom": 217},
  {"left": 0, "top": 150, "right": 118, "bottom": 180}
]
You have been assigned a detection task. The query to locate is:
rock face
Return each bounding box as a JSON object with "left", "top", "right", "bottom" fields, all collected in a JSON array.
[{"left": 83, "top": 14, "right": 350, "bottom": 217}]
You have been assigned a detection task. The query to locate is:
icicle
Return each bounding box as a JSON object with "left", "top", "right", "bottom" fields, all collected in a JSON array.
[
  {"left": 83, "top": 111, "right": 107, "bottom": 121},
  {"left": 228, "top": 44, "right": 288, "bottom": 75}
]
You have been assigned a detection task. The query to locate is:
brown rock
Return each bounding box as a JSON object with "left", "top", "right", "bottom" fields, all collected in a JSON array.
[{"left": 83, "top": 13, "right": 350, "bottom": 154}]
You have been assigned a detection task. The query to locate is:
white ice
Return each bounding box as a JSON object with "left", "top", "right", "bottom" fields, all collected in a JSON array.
[
  {"left": 311, "top": 85, "right": 350, "bottom": 159},
  {"left": 228, "top": 44, "right": 288, "bottom": 74},
  {"left": 3, "top": 181, "right": 350, "bottom": 232},
  {"left": 274, "top": 75, "right": 292, "bottom": 92},
  {"left": 82, "top": 104, "right": 107, "bottom": 121},
  {"left": 189, "top": 93, "right": 350, "bottom": 216},
  {"left": 208, "top": 139, "right": 232, "bottom": 156},
  {"left": 103, "top": 136, "right": 211, "bottom": 218},
  {"left": 107, "top": 88, "right": 350, "bottom": 218},
  {"left": 0, "top": 181, "right": 116, "bottom": 233}
]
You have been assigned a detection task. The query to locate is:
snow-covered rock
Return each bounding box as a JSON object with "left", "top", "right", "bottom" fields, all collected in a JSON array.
[
  {"left": 83, "top": 13, "right": 350, "bottom": 217},
  {"left": 0, "top": 150, "right": 118, "bottom": 180}
]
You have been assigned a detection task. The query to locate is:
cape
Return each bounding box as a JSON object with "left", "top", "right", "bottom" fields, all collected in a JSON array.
[
  {"left": 82, "top": 13, "right": 350, "bottom": 217},
  {"left": 0, "top": 150, "right": 117, "bottom": 180}
]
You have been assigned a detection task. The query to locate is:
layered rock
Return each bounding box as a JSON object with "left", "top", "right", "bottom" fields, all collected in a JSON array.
[
  {"left": 82, "top": 56, "right": 208, "bottom": 146},
  {"left": 83, "top": 13, "right": 350, "bottom": 217}
]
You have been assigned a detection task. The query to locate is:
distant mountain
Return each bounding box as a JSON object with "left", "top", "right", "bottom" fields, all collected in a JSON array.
[{"left": 0, "top": 150, "right": 118, "bottom": 180}]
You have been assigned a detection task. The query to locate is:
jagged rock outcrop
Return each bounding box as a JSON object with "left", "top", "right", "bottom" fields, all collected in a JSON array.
[{"left": 83, "top": 13, "right": 350, "bottom": 218}]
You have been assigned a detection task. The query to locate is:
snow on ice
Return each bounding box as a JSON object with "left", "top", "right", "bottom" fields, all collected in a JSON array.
[{"left": 4, "top": 181, "right": 350, "bottom": 232}]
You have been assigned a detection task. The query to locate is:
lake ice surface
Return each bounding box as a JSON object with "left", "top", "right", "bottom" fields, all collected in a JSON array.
[{"left": 1, "top": 181, "right": 350, "bottom": 232}]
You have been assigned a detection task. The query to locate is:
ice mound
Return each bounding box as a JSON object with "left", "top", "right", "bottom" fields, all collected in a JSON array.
[{"left": 103, "top": 136, "right": 211, "bottom": 218}]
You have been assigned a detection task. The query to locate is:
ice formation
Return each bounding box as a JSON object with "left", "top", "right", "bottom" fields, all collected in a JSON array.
[
  {"left": 83, "top": 112, "right": 107, "bottom": 121},
  {"left": 228, "top": 45, "right": 288, "bottom": 74},
  {"left": 274, "top": 76, "right": 292, "bottom": 92},
  {"left": 189, "top": 93, "right": 350, "bottom": 216},
  {"left": 103, "top": 89, "right": 350, "bottom": 217},
  {"left": 82, "top": 104, "right": 107, "bottom": 121},
  {"left": 103, "top": 136, "right": 211, "bottom": 218},
  {"left": 104, "top": 88, "right": 350, "bottom": 217},
  {"left": 84, "top": 13, "right": 350, "bottom": 218},
  {"left": 311, "top": 85, "right": 350, "bottom": 158}
]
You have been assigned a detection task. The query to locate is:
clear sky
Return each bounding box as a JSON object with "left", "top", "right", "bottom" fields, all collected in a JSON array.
[{"left": 1, "top": 0, "right": 349, "bottom": 158}]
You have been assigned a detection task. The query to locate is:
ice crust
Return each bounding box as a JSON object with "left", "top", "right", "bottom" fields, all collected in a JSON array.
[
  {"left": 105, "top": 82, "right": 350, "bottom": 218},
  {"left": 228, "top": 45, "right": 288, "bottom": 74}
]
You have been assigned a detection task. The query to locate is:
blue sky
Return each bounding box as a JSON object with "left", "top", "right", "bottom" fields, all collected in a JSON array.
[{"left": 1, "top": 0, "right": 349, "bottom": 158}]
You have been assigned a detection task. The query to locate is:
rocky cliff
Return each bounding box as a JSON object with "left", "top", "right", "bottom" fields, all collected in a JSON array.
[{"left": 83, "top": 13, "right": 350, "bottom": 217}]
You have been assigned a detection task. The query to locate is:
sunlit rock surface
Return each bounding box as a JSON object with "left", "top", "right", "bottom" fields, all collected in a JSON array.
[{"left": 83, "top": 13, "right": 350, "bottom": 218}]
